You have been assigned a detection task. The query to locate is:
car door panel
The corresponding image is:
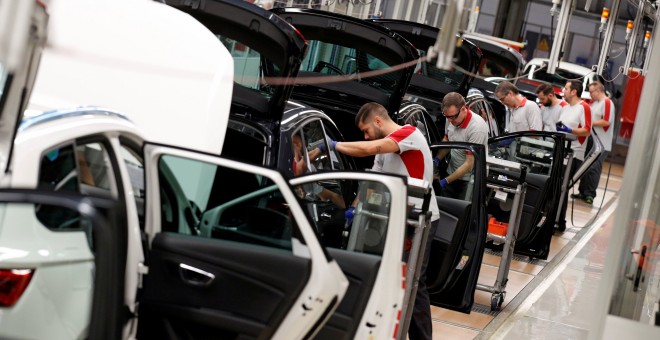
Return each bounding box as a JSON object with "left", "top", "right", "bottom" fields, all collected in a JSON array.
[
  {"left": 289, "top": 172, "right": 408, "bottom": 340},
  {"left": 139, "top": 144, "right": 348, "bottom": 340},
  {"left": 316, "top": 249, "right": 382, "bottom": 340},
  {"left": 426, "top": 143, "right": 487, "bottom": 313},
  {"left": 140, "top": 233, "right": 309, "bottom": 338},
  {"left": 487, "top": 132, "right": 567, "bottom": 259}
]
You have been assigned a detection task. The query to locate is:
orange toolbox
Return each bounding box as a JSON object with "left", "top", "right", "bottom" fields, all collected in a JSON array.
[{"left": 488, "top": 217, "right": 509, "bottom": 236}]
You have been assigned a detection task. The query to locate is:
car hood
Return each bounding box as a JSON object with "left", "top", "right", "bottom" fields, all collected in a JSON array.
[
  {"left": 372, "top": 19, "right": 481, "bottom": 97},
  {"left": 169, "top": 0, "right": 307, "bottom": 123},
  {"left": 273, "top": 8, "right": 418, "bottom": 116},
  {"left": 26, "top": 0, "right": 233, "bottom": 156}
]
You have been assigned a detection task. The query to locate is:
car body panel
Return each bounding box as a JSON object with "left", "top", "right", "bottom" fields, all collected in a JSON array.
[{"left": 522, "top": 58, "right": 611, "bottom": 101}]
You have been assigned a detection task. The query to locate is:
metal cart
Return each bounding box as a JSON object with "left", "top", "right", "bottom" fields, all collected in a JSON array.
[
  {"left": 477, "top": 157, "right": 528, "bottom": 311},
  {"left": 397, "top": 179, "right": 433, "bottom": 339}
]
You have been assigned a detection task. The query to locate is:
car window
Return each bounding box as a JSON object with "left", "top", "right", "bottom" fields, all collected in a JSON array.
[
  {"left": 119, "top": 144, "right": 145, "bottom": 227},
  {"left": 529, "top": 67, "right": 583, "bottom": 89},
  {"left": 436, "top": 147, "right": 479, "bottom": 202},
  {"left": 300, "top": 39, "right": 401, "bottom": 94},
  {"left": 36, "top": 142, "right": 118, "bottom": 230},
  {"left": 217, "top": 34, "right": 282, "bottom": 97},
  {"left": 477, "top": 53, "right": 519, "bottom": 78},
  {"left": 414, "top": 48, "right": 467, "bottom": 88},
  {"left": 297, "top": 178, "right": 392, "bottom": 255},
  {"left": 468, "top": 100, "right": 499, "bottom": 137},
  {"left": 488, "top": 135, "right": 556, "bottom": 176},
  {"left": 159, "top": 154, "right": 298, "bottom": 251}
]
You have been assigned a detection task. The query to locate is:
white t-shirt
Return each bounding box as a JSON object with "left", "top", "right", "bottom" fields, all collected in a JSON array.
[
  {"left": 507, "top": 97, "right": 543, "bottom": 132},
  {"left": 373, "top": 125, "right": 440, "bottom": 221},
  {"left": 540, "top": 100, "right": 567, "bottom": 132},
  {"left": 559, "top": 101, "right": 592, "bottom": 160},
  {"left": 590, "top": 97, "right": 615, "bottom": 151},
  {"left": 445, "top": 110, "right": 489, "bottom": 180}
]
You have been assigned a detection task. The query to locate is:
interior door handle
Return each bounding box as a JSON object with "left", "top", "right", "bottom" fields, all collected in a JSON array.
[{"left": 179, "top": 263, "right": 215, "bottom": 287}]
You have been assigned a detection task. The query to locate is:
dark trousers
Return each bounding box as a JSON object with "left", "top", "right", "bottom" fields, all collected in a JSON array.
[
  {"left": 578, "top": 150, "right": 608, "bottom": 198},
  {"left": 408, "top": 219, "right": 439, "bottom": 340},
  {"left": 439, "top": 179, "right": 469, "bottom": 200},
  {"left": 558, "top": 158, "right": 582, "bottom": 230}
]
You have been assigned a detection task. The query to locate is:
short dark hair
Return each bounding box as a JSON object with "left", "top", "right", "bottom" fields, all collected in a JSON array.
[
  {"left": 535, "top": 83, "right": 554, "bottom": 96},
  {"left": 588, "top": 81, "right": 605, "bottom": 93},
  {"left": 356, "top": 102, "right": 389, "bottom": 125},
  {"left": 441, "top": 92, "right": 466, "bottom": 112},
  {"left": 495, "top": 81, "right": 520, "bottom": 96},
  {"left": 567, "top": 80, "right": 583, "bottom": 98}
]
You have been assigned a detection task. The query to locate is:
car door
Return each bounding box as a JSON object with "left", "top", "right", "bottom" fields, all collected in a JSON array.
[
  {"left": 426, "top": 142, "right": 488, "bottom": 313},
  {"left": 487, "top": 132, "right": 569, "bottom": 259},
  {"left": 137, "top": 143, "right": 351, "bottom": 340},
  {"left": 467, "top": 91, "right": 502, "bottom": 137}
]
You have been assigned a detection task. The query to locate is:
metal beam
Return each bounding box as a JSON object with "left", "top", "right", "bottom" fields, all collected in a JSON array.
[
  {"left": 548, "top": 0, "right": 576, "bottom": 74},
  {"left": 621, "top": 0, "right": 646, "bottom": 73},
  {"left": 595, "top": 0, "right": 622, "bottom": 76}
]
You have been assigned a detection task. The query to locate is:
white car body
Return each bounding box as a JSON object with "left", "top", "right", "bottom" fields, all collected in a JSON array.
[{"left": 523, "top": 58, "right": 599, "bottom": 100}]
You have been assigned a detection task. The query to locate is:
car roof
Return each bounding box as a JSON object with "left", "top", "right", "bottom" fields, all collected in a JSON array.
[
  {"left": 526, "top": 58, "right": 594, "bottom": 76},
  {"left": 26, "top": 0, "right": 234, "bottom": 155}
]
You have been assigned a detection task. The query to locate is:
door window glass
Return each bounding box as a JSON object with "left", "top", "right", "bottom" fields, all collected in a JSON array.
[
  {"left": 159, "top": 155, "right": 298, "bottom": 251},
  {"left": 297, "top": 178, "right": 391, "bottom": 255},
  {"left": 469, "top": 100, "right": 499, "bottom": 137},
  {"left": 36, "top": 142, "right": 117, "bottom": 230},
  {"left": 435, "top": 145, "right": 479, "bottom": 202}
]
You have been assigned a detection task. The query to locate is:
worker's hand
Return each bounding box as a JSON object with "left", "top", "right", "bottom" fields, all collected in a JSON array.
[
  {"left": 320, "top": 137, "right": 337, "bottom": 153},
  {"left": 432, "top": 157, "right": 441, "bottom": 167},
  {"left": 556, "top": 122, "right": 572, "bottom": 133},
  {"left": 345, "top": 207, "right": 355, "bottom": 225},
  {"left": 497, "top": 137, "right": 513, "bottom": 147},
  {"left": 439, "top": 178, "right": 449, "bottom": 189}
]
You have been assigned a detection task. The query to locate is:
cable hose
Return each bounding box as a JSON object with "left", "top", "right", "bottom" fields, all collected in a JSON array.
[{"left": 569, "top": 151, "right": 614, "bottom": 229}]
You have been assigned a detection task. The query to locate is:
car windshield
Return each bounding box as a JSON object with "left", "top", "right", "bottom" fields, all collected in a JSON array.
[
  {"left": 300, "top": 39, "right": 401, "bottom": 94},
  {"left": 477, "top": 53, "right": 519, "bottom": 78},
  {"left": 415, "top": 49, "right": 466, "bottom": 88},
  {"left": 217, "top": 34, "right": 282, "bottom": 98},
  {"left": 530, "top": 68, "right": 583, "bottom": 88}
]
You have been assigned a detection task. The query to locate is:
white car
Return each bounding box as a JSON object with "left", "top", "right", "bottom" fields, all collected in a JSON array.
[
  {"left": 519, "top": 57, "right": 611, "bottom": 101},
  {"left": 0, "top": 0, "right": 411, "bottom": 339}
]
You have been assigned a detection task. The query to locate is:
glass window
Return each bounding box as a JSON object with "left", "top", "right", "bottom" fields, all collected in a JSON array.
[
  {"left": 159, "top": 155, "right": 298, "bottom": 251},
  {"left": 488, "top": 136, "right": 556, "bottom": 176},
  {"left": 469, "top": 100, "right": 499, "bottom": 137},
  {"left": 435, "top": 146, "right": 478, "bottom": 202},
  {"left": 36, "top": 141, "right": 118, "bottom": 230},
  {"left": 297, "top": 178, "right": 391, "bottom": 255},
  {"left": 301, "top": 40, "right": 401, "bottom": 94},
  {"left": 477, "top": 54, "right": 519, "bottom": 78},
  {"left": 216, "top": 35, "right": 281, "bottom": 96},
  {"left": 415, "top": 49, "right": 467, "bottom": 88}
]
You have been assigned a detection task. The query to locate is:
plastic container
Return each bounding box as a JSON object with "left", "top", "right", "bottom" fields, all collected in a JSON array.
[{"left": 488, "top": 217, "right": 509, "bottom": 236}]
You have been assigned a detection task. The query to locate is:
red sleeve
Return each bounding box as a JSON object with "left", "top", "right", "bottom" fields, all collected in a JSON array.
[
  {"left": 604, "top": 99, "right": 612, "bottom": 132},
  {"left": 388, "top": 125, "right": 416, "bottom": 143},
  {"left": 582, "top": 102, "right": 592, "bottom": 131}
]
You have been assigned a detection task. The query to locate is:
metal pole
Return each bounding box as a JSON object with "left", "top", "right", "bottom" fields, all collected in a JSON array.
[
  {"left": 622, "top": 0, "right": 646, "bottom": 74},
  {"left": 642, "top": 9, "right": 659, "bottom": 75},
  {"left": 548, "top": 0, "right": 575, "bottom": 74},
  {"left": 596, "top": 0, "right": 622, "bottom": 76}
]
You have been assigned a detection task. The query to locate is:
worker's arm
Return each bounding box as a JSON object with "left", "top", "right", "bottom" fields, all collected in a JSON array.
[
  {"left": 443, "top": 153, "right": 474, "bottom": 184},
  {"left": 335, "top": 138, "right": 399, "bottom": 157},
  {"left": 571, "top": 127, "right": 591, "bottom": 136},
  {"left": 592, "top": 119, "right": 610, "bottom": 128}
]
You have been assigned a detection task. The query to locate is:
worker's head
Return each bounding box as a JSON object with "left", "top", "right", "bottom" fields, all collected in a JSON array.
[
  {"left": 535, "top": 83, "right": 556, "bottom": 106},
  {"left": 441, "top": 92, "right": 468, "bottom": 127},
  {"left": 495, "top": 81, "right": 520, "bottom": 109},
  {"left": 588, "top": 81, "right": 606, "bottom": 101},
  {"left": 292, "top": 133, "right": 304, "bottom": 154},
  {"left": 356, "top": 102, "right": 393, "bottom": 140},
  {"left": 563, "top": 80, "right": 583, "bottom": 103}
]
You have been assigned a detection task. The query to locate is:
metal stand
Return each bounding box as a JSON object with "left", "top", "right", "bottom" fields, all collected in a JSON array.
[
  {"left": 478, "top": 158, "right": 528, "bottom": 311},
  {"left": 555, "top": 148, "right": 574, "bottom": 228},
  {"left": 397, "top": 179, "right": 432, "bottom": 340}
]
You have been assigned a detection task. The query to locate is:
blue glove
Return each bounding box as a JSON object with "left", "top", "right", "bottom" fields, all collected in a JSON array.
[
  {"left": 497, "top": 138, "right": 513, "bottom": 147},
  {"left": 433, "top": 157, "right": 441, "bottom": 167},
  {"left": 439, "top": 178, "right": 449, "bottom": 189},
  {"left": 556, "top": 122, "right": 572, "bottom": 133},
  {"left": 321, "top": 137, "right": 337, "bottom": 153},
  {"left": 318, "top": 142, "right": 326, "bottom": 153},
  {"left": 345, "top": 207, "right": 355, "bottom": 225}
]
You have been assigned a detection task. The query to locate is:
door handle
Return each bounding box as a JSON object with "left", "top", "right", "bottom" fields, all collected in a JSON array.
[{"left": 179, "top": 263, "right": 215, "bottom": 287}]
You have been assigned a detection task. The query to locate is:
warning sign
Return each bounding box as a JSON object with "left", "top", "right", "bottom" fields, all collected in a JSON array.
[{"left": 538, "top": 35, "right": 550, "bottom": 51}]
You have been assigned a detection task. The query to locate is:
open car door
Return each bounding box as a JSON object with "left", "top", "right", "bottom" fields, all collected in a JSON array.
[
  {"left": 136, "top": 144, "right": 349, "bottom": 340},
  {"left": 427, "top": 143, "right": 488, "bottom": 313},
  {"left": 289, "top": 171, "right": 409, "bottom": 339},
  {"left": 487, "top": 132, "right": 570, "bottom": 259},
  {"left": 0, "top": 189, "right": 125, "bottom": 340}
]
